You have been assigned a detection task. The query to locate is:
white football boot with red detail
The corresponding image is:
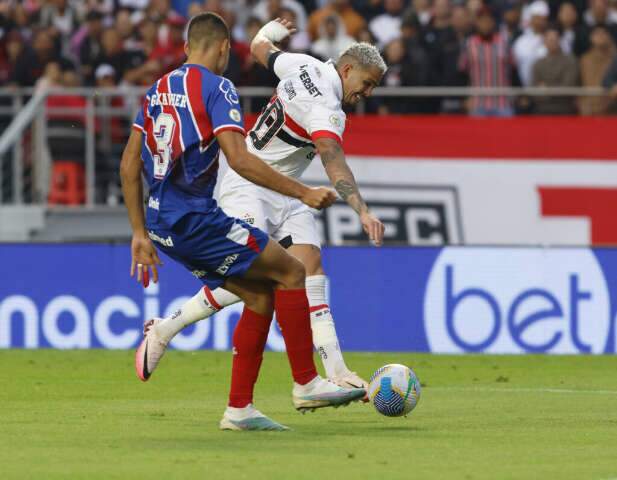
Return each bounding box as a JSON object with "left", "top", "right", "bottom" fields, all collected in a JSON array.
[
  {"left": 135, "top": 318, "right": 167, "bottom": 382},
  {"left": 292, "top": 375, "right": 366, "bottom": 412},
  {"left": 330, "top": 371, "right": 369, "bottom": 402}
]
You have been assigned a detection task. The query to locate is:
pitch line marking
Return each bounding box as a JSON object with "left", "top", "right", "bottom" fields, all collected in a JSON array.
[{"left": 429, "top": 386, "right": 617, "bottom": 396}]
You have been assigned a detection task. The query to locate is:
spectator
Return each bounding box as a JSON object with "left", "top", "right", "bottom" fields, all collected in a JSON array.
[
  {"left": 558, "top": 2, "right": 581, "bottom": 54},
  {"left": 78, "top": 10, "right": 105, "bottom": 84},
  {"left": 253, "top": 0, "right": 308, "bottom": 32},
  {"left": 583, "top": 0, "right": 617, "bottom": 27},
  {"left": 278, "top": 6, "right": 310, "bottom": 52},
  {"left": 400, "top": 12, "right": 430, "bottom": 87},
  {"left": 0, "top": 30, "right": 24, "bottom": 84},
  {"left": 38, "top": 0, "right": 79, "bottom": 57},
  {"left": 9, "top": 2, "right": 34, "bottom": 40},
  {"left": 356, "top": 27, "right": 377, "bottom": 44},
  {"left": 93, "top": 27, "right": 144, "bottom": 84},
  {"left": 150, "top": 17, "right": 187, "bottom": 73},
  {"left": 451, "top": 5, "right": 472, "bottom": 41},
  {"left": 353, "top": 0, "right": 386, "bottom": 22},
  {"left": 574, "top": 0, "right": 617, "bottom": 54},
  {"left": 532, "top": 27, "right": 579, "bottom": 114},
  {"left": 411, "top": 0, "right": 432, "bottom": 26},
  {"left": 95, "top": 63, "right": 116, "bottom": 87},
  {"left": 442, "top": 5, "right": 472, "bottom": 111},
  {"left": 500, "top": 1, "right": 522, "bottom": 45},
  {"left": 11, "top": 29, "right": 74, "bottom": 86},
  {"left": 465, "top": 0, "right": 484, "bottom": 19},
  {"left": 580, "top": 24, "right": 615, "bottom": 114},
  {"left": 312, "top": 14, "right": 355, "bottom": 60},
  {"left": 460, "top": 6, "right": 514, "bottom": 116},
  {"left": 369, "top": 0, "right": 404, "bottom": 48},
  {"left": 423, "top": 0, "right": 459, "bottom": 87},
  {"left": 115, "top": 8, "right": 139, "bottom": 49},
  {"left": 380, "top": 38, "right": 409, "bottom": 111},
  {"left": 308, "top": 0, "right": 366, "bottom": 40},
  {"left": 244, "top": 16, "right": 264, "bottom": 44},
  {"left": 513, "top": 0, "right": 549, "bottom": 86}
]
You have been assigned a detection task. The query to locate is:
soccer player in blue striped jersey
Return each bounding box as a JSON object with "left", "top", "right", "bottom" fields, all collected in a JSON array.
[{"left": 120, "top": 12, "right": 366, "bottom": 431}]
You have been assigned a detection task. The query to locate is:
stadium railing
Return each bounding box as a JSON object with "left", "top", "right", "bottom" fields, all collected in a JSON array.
[{"left": 0, "top": 85, "right": 609, "bottom": 212}]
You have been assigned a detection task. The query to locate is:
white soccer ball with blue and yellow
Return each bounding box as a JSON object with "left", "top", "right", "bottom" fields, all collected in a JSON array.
[{"left": 368, "top": 364, "right": 421, "bottom": 417}]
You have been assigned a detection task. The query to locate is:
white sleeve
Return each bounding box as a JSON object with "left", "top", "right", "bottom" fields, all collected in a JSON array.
[
  {"left": 270, "top": 52, "right": 315, "bottom": 79},
  {"left": 304, "top": 103, "right": 346, "bottom": 143}
]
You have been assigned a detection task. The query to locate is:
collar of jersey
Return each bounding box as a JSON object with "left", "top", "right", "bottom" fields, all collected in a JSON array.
[
  {"left": 325, "top": 59, "right": 343, "bottom": 101},
  {"left": 183, "top": 63, "right": 213, "bottom": 74}
]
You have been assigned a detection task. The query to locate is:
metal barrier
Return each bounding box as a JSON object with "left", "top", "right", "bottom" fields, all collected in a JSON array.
[{"left": 0, "top": 85, "right": 610, "bottom": 208}]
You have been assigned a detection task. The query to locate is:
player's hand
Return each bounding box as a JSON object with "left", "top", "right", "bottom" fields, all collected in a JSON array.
[
  {"left": 360, "top": 211, "right": 385, "bottom": 246},
  {"left": 301, "top": 186, "right": 337, "bottom": 210},
  {"left": 130, "top": 232, "right": 162, "bottom": 287},
  {"left": 273, "top": 17, "right": 297, "bottom": 36}
]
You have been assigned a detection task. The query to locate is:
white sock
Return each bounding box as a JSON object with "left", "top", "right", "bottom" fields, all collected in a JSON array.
[
  {"left": 155, "top": 286, "right": 240, "bottom": 343},
  {"left": 305, "top": 275, "right": 349, "bottom": 378}
]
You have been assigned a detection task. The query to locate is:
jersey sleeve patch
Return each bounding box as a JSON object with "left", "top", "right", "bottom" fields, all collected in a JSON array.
[{"left": 209, "top": 77, "right": 245, "bottom": 136}]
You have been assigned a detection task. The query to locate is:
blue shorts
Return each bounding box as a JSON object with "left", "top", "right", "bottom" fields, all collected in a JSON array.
[{"left": 148, "top": 207, "right": 270, "bottom": 290}]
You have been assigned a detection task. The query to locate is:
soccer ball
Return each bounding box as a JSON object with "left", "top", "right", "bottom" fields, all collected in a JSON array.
[{"left": 368, "top": 364, "right": 421, "bottom": 417}]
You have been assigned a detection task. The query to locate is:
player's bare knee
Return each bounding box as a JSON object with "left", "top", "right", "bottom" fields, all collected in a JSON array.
[
  {"left": 304, "top": 249, "right": 323, "bottom": 276},
  {"left": 242, "top": 290, "right": 274, "bottom": 316},
  {"left": 281, "top": 256, "right": 306, "bottom": 289}
]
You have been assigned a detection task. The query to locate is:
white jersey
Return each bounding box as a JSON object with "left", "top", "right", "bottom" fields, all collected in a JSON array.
[
  {"left": 246, "top": 52, "right": 346, "bottom": 179},
  {"left": 218, "top": 53, "right": 346, "bottom": 249}
]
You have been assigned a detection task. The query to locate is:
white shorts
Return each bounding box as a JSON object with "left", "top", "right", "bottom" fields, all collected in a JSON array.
[{"left": 218, "top": 170, "right": 321, "bottom": 248}]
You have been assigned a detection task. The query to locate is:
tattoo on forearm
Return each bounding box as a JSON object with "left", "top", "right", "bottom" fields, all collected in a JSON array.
[
  {"left": 334, "top": 180, "right": 357, "bottom": 201},
  {"left": 320, "top": 148, "right": 338, "bottom": 166}
]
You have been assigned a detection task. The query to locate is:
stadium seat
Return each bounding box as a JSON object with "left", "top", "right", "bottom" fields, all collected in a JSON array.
[{"left": 48, "top": 161, "right": 86, "bottom": 205}]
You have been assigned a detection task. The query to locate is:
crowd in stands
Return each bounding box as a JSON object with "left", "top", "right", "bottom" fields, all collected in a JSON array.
[{"left": 3, "top": 0, "right": 617, "bottom": 114}]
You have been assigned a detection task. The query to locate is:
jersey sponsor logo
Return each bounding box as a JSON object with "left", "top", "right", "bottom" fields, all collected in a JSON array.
[
  {"left": 148, "top": 231, "right": 174, "bottom": 247},
  {"left": 284, "top": 80, "right": 296, "bottom": 100},
  {"left": 219, "top": 78, "right": 239, "bottom": 105},
  {"left": 299, "top": 64, "right": 322, "bottom": 98},
  {"left": 148, "top": 197, "right": 160, "bottom": 210},
  {"left": 149, "top": 92, "right": 188, "bottom": 108},
  {"left": 216, "top": 254, "right": 239, "bottom": 275}
]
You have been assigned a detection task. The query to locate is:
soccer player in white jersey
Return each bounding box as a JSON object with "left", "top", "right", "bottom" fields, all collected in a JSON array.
[{"left": 139, "top": 19, "right": 386, "bottom": 391}]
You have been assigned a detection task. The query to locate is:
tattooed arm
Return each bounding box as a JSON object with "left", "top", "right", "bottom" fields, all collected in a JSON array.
[{"left": 316, "top": 137, "right": 385, "bottom": 246}]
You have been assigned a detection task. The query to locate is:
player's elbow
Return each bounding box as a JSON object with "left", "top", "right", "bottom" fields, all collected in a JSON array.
[
  {"left": 250, "top": 38, "right": 270, "bottom": 65},
  {"left": 120, "top": 151, "right": 139, "bottom": 184},
  {"left": 226, "top": 152, "right": 250, "bottom": 175}
]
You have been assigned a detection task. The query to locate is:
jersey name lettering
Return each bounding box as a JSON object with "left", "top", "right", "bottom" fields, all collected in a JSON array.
[
  {"left": 150, "top": 93, "right": 188, "bottom": 108},
  {"left": 299, "top": 65, "right": 322, "bottom": 98}
]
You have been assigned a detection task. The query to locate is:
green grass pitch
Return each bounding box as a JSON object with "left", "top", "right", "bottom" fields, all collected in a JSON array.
[{"left": 2, "top": 350, "right": 617, "bottom": 480}]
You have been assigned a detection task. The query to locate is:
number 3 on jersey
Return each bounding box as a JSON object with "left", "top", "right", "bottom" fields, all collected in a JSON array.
[
  {"left": 153, "top": 113, "right": 176, "bottom": 179},
  {"left": 250, "top": 98, "right": 285, "bottom": 150}
]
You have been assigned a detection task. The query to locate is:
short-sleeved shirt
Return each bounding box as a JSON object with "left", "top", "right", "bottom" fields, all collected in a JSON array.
[
  {"left": 133, "top": 63, "right": 245, "bottom": 228},
  {"left": 244, "top": 52, "right": 346, "bottom": 179}
]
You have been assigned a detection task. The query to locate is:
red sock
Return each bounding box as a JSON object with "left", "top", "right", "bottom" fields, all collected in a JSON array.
[
  {"left": 228, "top": 307, "right": 272, "bottom": 408},
  {"left": 274, "top": 289, "right": 318, "bottom": 385}
]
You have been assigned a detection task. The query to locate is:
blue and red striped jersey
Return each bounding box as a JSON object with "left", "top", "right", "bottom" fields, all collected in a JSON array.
[{"left": 133, "top": 63, "right": 245, "bottom": 227}]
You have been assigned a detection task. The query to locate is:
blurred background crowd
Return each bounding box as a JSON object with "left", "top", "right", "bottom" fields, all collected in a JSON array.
[{"left": 3, "top": 0, "right": 617, "bottom": 115}]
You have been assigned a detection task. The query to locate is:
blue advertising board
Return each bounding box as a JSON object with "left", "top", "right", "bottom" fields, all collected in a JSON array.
[{"left": 1, "top": 244, "right": 616, "bottom": 354}]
